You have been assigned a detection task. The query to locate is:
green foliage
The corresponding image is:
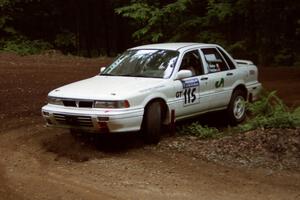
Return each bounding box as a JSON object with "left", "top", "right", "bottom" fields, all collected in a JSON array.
[
  {"left": 237, "top": 91, "right": 300, "bottom": 132},
  {"left": 274, "top": 48, "right": 295, "bottom": 66},
  {"left": 0, "top": 0, "right": 14, "bottom": 30},
  {"left": 206, "top": 0, "right": 233, "bottom": 22},
  {"left": 293, "top": 107, "right": 300, "bottom": 126},
  {"left": 226, "top": 41, "right": 248, "bottom": 58},
  {"left": 116, "top": 0, "right": 300, "bottom": 65},
  {"left": 0, "top": 37, "right": 52, "bottom": 55},
  {"left": 0, "top": 0, "right": 11, "bottom": 7},
  {"left": 177, "top": 122, "right": 219, "bottom": 139},
  {"left": 0, "top": 0, "right": 299, "bottom": 60},
  {"left": 54, "top": 31, "right": 76, "bottom": 51},
  {"left": 115, "top": 0, "right": 191, "bottom": 42},
  {"left": 115, "top": 0, "right": 236, "bottom": 43}
]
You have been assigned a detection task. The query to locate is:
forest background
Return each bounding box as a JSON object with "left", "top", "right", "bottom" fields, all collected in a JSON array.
[{"left": 0, "top": 0, "right": 299, "bottom": 65}]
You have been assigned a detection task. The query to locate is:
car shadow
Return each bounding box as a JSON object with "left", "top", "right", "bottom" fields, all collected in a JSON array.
[
  {"left": 41, "top": 130, "right": 146, "bottom": 162},
  {"left": 176, "top": 110, "right": 231, "bottom": 130},
  {"left": 42, "top": 110, "right": 233, "bottom": 162},
  {"left": 92, "top": 131, "right": 145, "bottom": 153}
]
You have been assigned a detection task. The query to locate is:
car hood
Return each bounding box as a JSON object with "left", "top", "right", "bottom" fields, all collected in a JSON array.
[{"left": 48, "top": 75, "right": 167, "bottom": 100}]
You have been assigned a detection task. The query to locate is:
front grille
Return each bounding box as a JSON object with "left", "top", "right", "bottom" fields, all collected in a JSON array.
[
  {"left": 63, "top": 100, "right": 76, "bottom": 107},
  {"left": 53, "top": 114, "right": 93, "bottom": 127},
  {"left": 79, "top": 101, "right": 93, "bottom": 108},
  {"left": 62, "top": 100, "right": 93, "bottom": 108}
]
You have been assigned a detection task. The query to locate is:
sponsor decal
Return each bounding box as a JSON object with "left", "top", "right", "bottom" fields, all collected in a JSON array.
[
  {"left": 215, "top": 78, "right": 224, "bottom": 88},
  {"left": 181, "top": 78, "right": 200, "bottom": 89},
  {"left": 176, "top": 78, "right": 200, "bottom": 106}
]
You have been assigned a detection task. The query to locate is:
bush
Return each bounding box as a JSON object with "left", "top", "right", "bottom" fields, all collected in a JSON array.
[
  {"left": 54, "top": 31, "right": 76, "bottom": 53},
  {"left": 0, "top": 37, "right": 52, "bottom": 55},
  {"left": 274, "top": 48, "right": 295, "bottom": 66},
  {"left": 177, "top": 122, "right": 219, "bottom": 139},
  {"left": 237, "top": 91, "right": 300, "bottom": 132},
  {"left": 291, "top": 107, "right": 300, "bottom": 127}
]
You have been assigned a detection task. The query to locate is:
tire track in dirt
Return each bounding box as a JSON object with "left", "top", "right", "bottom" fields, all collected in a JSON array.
[{"left": 0, "top": 121, "right": 300, "bottom": 200}]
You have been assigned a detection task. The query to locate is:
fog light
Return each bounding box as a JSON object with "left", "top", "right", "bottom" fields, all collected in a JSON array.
[{"left": 43, "top": 111, "right": 50, "bottom": 116}]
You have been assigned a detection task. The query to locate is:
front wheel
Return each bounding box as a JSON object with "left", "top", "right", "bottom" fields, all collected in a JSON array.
[
  {"left": 227, "top": 90, "right": 246, "bottom": 125},
  {"left": 142, "top": 102, "right": 162, "bottom": 144}
]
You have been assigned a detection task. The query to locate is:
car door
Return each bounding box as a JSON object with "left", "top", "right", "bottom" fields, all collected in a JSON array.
[
  {"left": 200, "top": 47, "right": 236, "bottom": 109},
  {"left": 173, "top": 49, "right": 211, "bottom": 118}
]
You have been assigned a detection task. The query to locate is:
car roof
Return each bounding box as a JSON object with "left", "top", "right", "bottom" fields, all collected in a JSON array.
[{"left": 129, "top": 43, "right": 216, "bottom": 51}]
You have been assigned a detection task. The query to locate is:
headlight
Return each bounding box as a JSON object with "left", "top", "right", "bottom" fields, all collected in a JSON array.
[
  {"left": 94, "top": 100, "right": 130, "bottom": 108},
  {"left": 48, "top": 97, "right": 64, "bottom": 106}
]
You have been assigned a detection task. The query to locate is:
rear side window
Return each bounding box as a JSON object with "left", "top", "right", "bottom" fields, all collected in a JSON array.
[
  {"left": 201, "top": 48, "right": 229, "bottom": 73},
  {"left": 217, "top": 47, "right": 236, "bottom": 69}
]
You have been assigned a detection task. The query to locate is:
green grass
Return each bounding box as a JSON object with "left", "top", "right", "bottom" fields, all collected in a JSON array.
[{"left": 177, "top": 122, "right": 220, "bottom": 139}]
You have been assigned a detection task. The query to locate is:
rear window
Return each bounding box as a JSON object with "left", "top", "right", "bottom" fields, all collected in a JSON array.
[{"left": 217, "top": 47, "right": 236, "bottom": 70}]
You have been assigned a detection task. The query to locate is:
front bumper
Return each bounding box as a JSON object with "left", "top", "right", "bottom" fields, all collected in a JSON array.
[{"left": 41, "top": 104, "right": 144, "bottom": 133}]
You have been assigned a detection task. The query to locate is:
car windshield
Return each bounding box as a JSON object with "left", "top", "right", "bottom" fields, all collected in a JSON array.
[{"left": 101, "top": 49, "right": 179, "bottom": 78}]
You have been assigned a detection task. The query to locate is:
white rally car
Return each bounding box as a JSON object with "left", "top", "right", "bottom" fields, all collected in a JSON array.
[{"left": 42, "top": 43, "right": 261, "bottom": 143}]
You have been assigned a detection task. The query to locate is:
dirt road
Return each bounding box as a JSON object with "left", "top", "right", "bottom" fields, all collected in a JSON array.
[
  {"left": 0, "top": 53, "right": 299, "bottom": 199},
  {"left": 1, "top": 119, "right": 300, "bottom": 200}
]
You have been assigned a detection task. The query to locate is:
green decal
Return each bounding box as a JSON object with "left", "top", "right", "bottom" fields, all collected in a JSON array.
[{"left": 215, "top": 78, "right": 224, "bottom": 88}]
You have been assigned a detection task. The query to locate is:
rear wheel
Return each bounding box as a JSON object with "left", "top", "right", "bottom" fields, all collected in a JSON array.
[
  {"left": 142, "top": 102, "right": 162, "bottom": 144},
  {"left": 227, "top": 90, "right": 246, "bottom": 125}
]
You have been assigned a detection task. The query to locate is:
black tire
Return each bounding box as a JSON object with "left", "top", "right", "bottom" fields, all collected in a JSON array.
[
  {"left": 227, "top": 90, "right": 246, "bottom": 125},
  {"left": 142, "top": 102, "right": 162, "bottom": 144}
]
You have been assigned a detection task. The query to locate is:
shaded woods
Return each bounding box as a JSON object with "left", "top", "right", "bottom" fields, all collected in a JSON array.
[{"left": 0, "top": 0, "right": 299, "bottom": 65}]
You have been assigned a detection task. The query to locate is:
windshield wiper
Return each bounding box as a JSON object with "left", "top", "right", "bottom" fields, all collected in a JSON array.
[
  {"left": 133, "top": 74, "right": 150, "bottom": 78},
  {"left": 118, "top": 74, "right": 137, "bottom": 77},
  {"left": 101, "top": 73, "right": 155, "bottom": 78},
  {"left": 118, "top": 74, "right": 158, "bottom": 78},
  {"left": 119, "top": 74, "right": 149, "bottom": 78},
  {"left": 100, "top": 73, "right": 115, "bottom": 76}
]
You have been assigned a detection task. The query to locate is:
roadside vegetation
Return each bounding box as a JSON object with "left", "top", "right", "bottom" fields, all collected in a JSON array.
[
  {"left": 0, "top": 37, "right": 52, "bottom": 55},
  {"left": 237, "top": 91, "right": 300, "bottom": 131},
  {"left": 178, "top": 91, "right": 300, "bottom": 138},
  {"left": 177, "top": 122, "right": 220, "bottom": 139}
]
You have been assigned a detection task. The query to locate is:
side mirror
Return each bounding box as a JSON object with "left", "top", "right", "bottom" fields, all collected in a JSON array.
[
  {"left": 100, "top": 67, "right": 106, "bottom": 74},
  {"left": 175, "top": 70, "right": 192, "bottom": 80}
]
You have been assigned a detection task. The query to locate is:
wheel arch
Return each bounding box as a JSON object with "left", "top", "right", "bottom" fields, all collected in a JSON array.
[
  {"left": 232, "top": 84, "right": 248, "bottom": 100},
  {"left": 144, "top": 98, "right": 170, "bottom": 125}
]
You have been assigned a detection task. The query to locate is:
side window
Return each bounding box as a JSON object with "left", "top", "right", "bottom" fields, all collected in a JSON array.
[
  {"left": 179, "top": 50, "right": 204, "bottom": 76},
  {"left": 217, "top": 47, "right": 236, "bottom": 70},
  {"left": 201, "top": 48, "right": 229, "bottom": 73}
]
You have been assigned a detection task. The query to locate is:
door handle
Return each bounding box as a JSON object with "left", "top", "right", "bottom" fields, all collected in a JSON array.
[
  {"left": 201, "top": 77, "right": 208, "bottom": 80},
  {"left": 226, "top": 72, "right": 233, "bottom": 76}
]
